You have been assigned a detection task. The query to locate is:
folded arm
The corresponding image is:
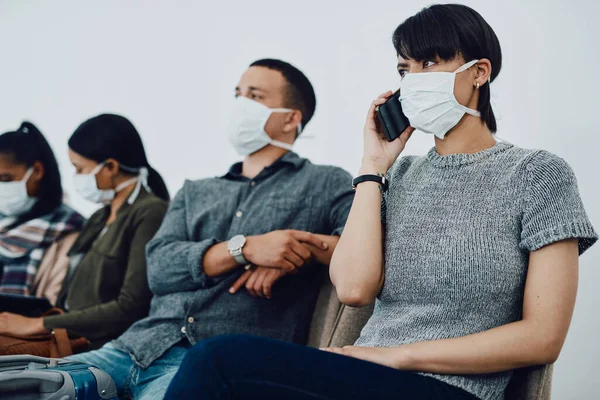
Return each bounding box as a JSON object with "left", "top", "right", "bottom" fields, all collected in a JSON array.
[
  {"left": 228, "top": 234, "right": 340, "bottom": 298},
  {"left": 203, "top": 231, "right": 333, "bottom": 278}
]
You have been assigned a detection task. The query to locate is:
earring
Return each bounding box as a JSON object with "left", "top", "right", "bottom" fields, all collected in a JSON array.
[{"left": 476, "top": 82, "right": 480, "bottom": 89}]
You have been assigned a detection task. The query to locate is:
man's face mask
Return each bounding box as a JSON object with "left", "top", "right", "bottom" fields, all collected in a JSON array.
[
  {"left": 399, "top": 59, "right": 481, "bottom": 139},
  {"left": 226, "top": 96, "right": 301, "bottom": 156}
]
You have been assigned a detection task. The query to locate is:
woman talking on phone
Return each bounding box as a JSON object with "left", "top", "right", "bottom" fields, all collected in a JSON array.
[{"left": 164, "top": 5, "right": 597, "bottom": 400}]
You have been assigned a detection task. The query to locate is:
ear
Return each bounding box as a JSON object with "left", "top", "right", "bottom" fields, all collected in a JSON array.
[
  {"left": 104, "top": 158, "right": 121, "bottom": 177},
  {"left": 474, "top": 59, "right": 492, "bottom": 88},
  {"left": 282, "top": 110, "right": 303, "bottom": 137},
  {"left": 31, "top": 161, "right": 45, "bottom": 183}
]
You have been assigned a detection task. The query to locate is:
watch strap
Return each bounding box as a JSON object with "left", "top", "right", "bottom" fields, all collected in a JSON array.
[
  {"left": 230, "top": 249, "right": 248, "bottom": 265},
  {"left": 352, "top": 174, "right": 388, "bottom": 192}
]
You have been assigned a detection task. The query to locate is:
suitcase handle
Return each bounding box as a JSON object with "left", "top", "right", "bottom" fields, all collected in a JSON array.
[
  {"left": 0, "top": 370, "right": 64, "bottom": 393},
  {"left": 0, "top": 355, "right": 75, "bottom": 373}
]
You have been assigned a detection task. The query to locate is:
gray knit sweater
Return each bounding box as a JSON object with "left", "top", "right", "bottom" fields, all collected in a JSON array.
[{"left": 354, "top": 142, "right": 597, "bottom": 400}]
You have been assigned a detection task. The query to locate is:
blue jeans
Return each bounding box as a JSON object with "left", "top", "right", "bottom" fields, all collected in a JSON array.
[
  {"left": 165, "top": 335, "right": 479, "bottom": 400},
  {"left": 68, "top": 342, "right": 188, "bottom": 400}
]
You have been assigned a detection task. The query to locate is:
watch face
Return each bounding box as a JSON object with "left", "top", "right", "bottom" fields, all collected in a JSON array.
[{"left": 228, "top": 235, "right": 246, "bottom": 250}]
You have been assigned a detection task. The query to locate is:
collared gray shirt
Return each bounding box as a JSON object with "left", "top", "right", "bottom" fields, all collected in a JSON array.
[{"left": 113, "top": 152, "right": 354, "bottom": 368}]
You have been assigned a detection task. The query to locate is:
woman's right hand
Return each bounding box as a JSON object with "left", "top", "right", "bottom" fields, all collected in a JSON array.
[
  {"left": 0, "top": 312, "right": 47, "bottom": 338},
  {"left": 361, "top": 91, "right": 415, "bottom": 174}
]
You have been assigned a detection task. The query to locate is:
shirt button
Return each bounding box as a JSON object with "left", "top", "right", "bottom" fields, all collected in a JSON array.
[
  {"left": 236, "top": 211, "right": 243, "bottom": 218},
  {"left": 187, "top": 317, "right": 195, "bottom": 323},
  {"left": 250, "top": 181, "right": 256, "bottom": 187},
  {"left": 180, "top": 326, "right": 186, "bottom": 334}
]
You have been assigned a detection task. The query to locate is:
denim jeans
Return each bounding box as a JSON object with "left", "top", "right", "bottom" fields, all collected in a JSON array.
[
  {"left": 165, "top": 335, "right": 479, "bottom": 400},
  {"left": 68, "top": 342, "right": 188, "bottom": 400}
]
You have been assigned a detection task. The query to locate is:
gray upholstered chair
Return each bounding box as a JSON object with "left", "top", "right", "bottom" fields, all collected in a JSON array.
[{"left": 307, "top": 277, "right": 553, "bottom": 400}]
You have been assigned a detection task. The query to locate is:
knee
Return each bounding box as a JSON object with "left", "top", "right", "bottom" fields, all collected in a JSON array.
[{"left": 186, "top": 334, "right": 254, "bottom": 363}]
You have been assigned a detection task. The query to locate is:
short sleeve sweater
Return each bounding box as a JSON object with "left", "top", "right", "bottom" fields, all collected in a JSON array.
[{"left": 354, "top": 142, "right": 597, "bottom": 400}]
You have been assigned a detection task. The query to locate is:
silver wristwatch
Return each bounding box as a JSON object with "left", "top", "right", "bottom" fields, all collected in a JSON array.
[{"left": 227, "top": 235, "right": 248, "bottom": 265}]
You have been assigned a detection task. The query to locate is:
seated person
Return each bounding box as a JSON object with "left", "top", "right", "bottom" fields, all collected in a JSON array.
[
  {"left": 163, "top": 5, "right": 598, "bottom": 400},
  {"left": 0, "top": 114, "right": 169, "bottom": 350},
  {"left": 67, "top": 58, "right": 355, "bottom": 400},
  {"left": 0, "top": 122, "right": 84, "bottom": 304}
]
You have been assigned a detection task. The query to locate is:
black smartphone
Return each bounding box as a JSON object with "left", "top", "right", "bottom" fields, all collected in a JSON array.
[{"left": 375, "top": 90, "right": 410, "bottom": 142}]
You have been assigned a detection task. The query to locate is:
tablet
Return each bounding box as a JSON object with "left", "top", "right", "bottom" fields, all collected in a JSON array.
[{"left": 0, "top": 293, "right": 53, "bottom": 317}]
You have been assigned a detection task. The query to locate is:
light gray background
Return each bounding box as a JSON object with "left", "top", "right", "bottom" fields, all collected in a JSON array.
[{"left": 1, "top": 1, "right": 597, "bottom": 398}]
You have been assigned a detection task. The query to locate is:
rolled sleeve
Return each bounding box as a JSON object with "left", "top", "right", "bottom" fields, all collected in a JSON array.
[
  {"left": 146, "top": 187, "right": 220, "bottom": 295},
  {"left": 187, "top": 237, "right": 219, "bottom": 285}
]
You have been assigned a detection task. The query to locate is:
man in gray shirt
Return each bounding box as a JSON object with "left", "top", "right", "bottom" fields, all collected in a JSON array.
[{"left": 69, "top": 59, "right": 354, "bottom": 400}]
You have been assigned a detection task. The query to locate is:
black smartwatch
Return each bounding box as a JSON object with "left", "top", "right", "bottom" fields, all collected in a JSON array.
[{"left": 352, "top": 174, "right": 388, "bottom": 192}]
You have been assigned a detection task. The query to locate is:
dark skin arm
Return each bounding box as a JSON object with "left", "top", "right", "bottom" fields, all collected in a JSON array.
[
  {"left": 203, "top": 230, "right": 333, "bottom": 278},
  {"left": 229, "top": 234, "right": 340, "bottom": 298}
]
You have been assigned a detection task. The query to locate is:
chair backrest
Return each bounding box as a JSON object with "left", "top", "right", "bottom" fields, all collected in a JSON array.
[
  {"left": 307, "top": 277, "right": 553, "bottom": 400},
  {"left": 307, "top": 272, "right": 373, "bottom": 349},
  {"left": 504, "top": 365, "right": 553, "bottom": 400}
]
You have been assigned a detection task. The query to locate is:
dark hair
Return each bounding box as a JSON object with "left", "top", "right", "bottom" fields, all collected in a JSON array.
[
  {"left": 392, "top": 4, "right": 502, "bottom": 132},
  {"left": 68, "top": 114, "right": 170, "bottom": 201},
  {"left": 0, "top": 122, "right": 63, "bottom": 218},
  {"left": 250, "top": 59, "right": 317, "bottom": 136}
]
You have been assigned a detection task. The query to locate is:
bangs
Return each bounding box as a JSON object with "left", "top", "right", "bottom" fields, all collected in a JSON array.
[{"left": 393, "top": 7, "right": 463, "bottom": 62}]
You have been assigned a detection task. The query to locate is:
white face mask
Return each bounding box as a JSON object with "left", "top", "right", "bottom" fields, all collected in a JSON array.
[
  {"left": 73, "top": 162, "right": 138, "bottom": 205},
  {"left": 227, "top": 96, "right": 301, "bottom": 156},
  {"left": 399, "top": 59, "right": 481, "bottom": 139},
  {"left": 0, "top": 168, "right": 37, "bottom": 217}
]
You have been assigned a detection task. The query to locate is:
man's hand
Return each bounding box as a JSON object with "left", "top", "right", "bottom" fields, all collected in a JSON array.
[
  {"left": 244, "top": 230, "right": 328, "bottom": 272},
  {"left": 0, "top": 312, "right": 48, "bottom": 338},
  {"left": 229, "top": 267, "right": 289, "bottom": 299}
]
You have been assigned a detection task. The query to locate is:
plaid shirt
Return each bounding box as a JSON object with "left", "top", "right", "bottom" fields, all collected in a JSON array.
[{"left": 0, "top": 204, "right": 85, "bottom": 296}]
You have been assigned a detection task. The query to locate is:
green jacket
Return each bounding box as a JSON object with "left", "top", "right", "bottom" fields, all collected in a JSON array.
[{"left": 45, "top": 188, "right": 167, "bottom": 348}]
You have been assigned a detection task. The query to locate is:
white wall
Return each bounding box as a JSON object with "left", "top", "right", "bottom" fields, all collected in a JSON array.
[{"left": 1, "top": 0, "right": 598, "bottom": 397}]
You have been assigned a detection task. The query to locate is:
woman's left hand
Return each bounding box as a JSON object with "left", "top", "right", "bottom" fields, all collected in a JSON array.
[
  {"left": 0, "top": 312, "right": 48, "bottom": 338},
  {"left": 321, "top": 345, "right": 405, "bottom": 370}
]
